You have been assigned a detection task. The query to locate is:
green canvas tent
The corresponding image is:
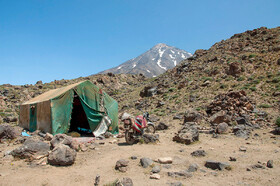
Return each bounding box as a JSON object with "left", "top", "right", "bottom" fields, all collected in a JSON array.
[{"left": 19, "top": 80, "right": 118, "bottom": 135}]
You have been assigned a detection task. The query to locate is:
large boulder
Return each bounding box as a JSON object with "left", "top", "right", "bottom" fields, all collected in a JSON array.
[
  {"left": 216, "top": 122, "right": 229, "bottom": 134},
  {"left": 0, "top": 124, "right": 18, "bottom": 140},
  {"left": 115, "top": 159, "right": 129, "bottom": 172},
  {"left": 50, "top": 134, "right": 77, "bottom": 150},
  {"left": 184, "top": 109, "right": 202, "bottom": 123},
  {"left": 173, "top": 122, "right": 199, "bottom": 145},
  {"left": 226, "top": 62, "right": 241, "bottom": 76},
  {"left": 140, "top": 158, "right": 154, "bottom": 168},
  {"left": 142, "top": 134, "right": 159, "bottom": 143},
  {"left": 140, "top": 86, "right": 157, "bottom": 97},
  {"left": 11, "top": 139, "right": 50, "bottom": 159},
  {"left": 209, "top": 111, "right": 231, "bottom": 124},
  {"left": 48, "top": 144, "right": 76, "bottom": 166}
]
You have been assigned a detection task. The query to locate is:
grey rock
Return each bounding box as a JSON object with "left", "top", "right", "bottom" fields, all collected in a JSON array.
[
  {"left": 140, "top": 157, "right": 153, "bottom": 168},
  {"left": 0, "top": 124, "right": 18, "bottom": 140},
  {"left": 50, "top": 134, "right": 74, "bottom": 149},
  {"left": 216, "top": 122, "right": 228, "bottom": 134},
  {"left": 239, "top": 146, "right": 247, "bottom": 152},
  {"left": 11, "top": 139, "right": 50, "bottom": 159},
  {"left": 151, "top": 165, "right": 161, "bottom": 173},
  {"left": 168, "top": 170, "right": 192, "bottom": 178},
  {"left": 173, "top": 115, "right": 184, "bottom": 120},
  {"left": 115, "top": 159, "right": 129, "bottom": 172},
  {"left": 205, "top": 160, "right": 231, "bottom": 170},
  {"left": 48, "top": 144, "right": 76, "bottom": 166},
  {"left": 267, "top": 160, "right": 273, "bottom": 168},
  {"left": 156, "top": 122, "right": 168, "bottom": 130},
  {"left": 173, "top": 122, "right": 199, "bottom": 145},
  {"left": 191, "top": 150, "right": 206, "bottom": 157},
  {"left": 272, "top": 127, "right": 280, "bottom": 135},
  {"left": 120, "top": 177, "right": 133, "bottom": 186},
  {"left": 167, "top": 182, "right": 183, "bottom": 186},
  {"left": 251, "top": 163, "right": 265, "bottom": 169},
  {"left": 184, "top": 109, "right": 202, "bottom": 123},
  {"left": 209, "top": 111, "right": 231, "bottom": 124},
  {"left": 188, "top": 163, "right": 198, "bottom": 172},
  {"left": 130, "top": 156, "right": 137, "bottom": 160},
  {"left": 142, "top": 134, "right": 159, "bottom": 143}
]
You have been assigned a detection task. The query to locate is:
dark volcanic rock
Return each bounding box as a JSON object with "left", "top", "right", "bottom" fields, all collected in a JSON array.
[
  {"left": 216, "top": 122, "right": 229, "bottom": 134},
  {"left": 47, "top": 144, "right": 77, "bottom": 166},
  {"left": 0, "top": 124, "right": 18, "bottom": 140},
  {"left": 11, "top": 139, "right": 50, "bottom": 159},
  {"left": 267, "top": 160, "right": 273, "bottom": 168},
  {"left": 205, "top": 160, "right": 231, "bottom": 170},
  {"left": 173, "top": 122, "right": 199, "bottom": 145},
  {"left": 184, "top": 109, "right": 202, "bottom": 123},
  {"left": 140, "top": 157, "right": 154, "bottom": 168},
  {"left": 191, "top": 150, "right": 206, "bottom": 157},
  {"left": 115, "top": 159, "right": 129, "bottom": 172},
  {"left": 142, "top": 134, "right": 159, "bottom": 143},
  {"left": 156, "top": 122, "right": 168, "bottom": 130},
  {"left": 168, "top": 170, "right": 193, "bottom": 178},
  {"left": 209, "top": 111, "right": 231, "bottom": 124},
  {"left": 50, "top": 134, "right": 76, "bottom": 150}
]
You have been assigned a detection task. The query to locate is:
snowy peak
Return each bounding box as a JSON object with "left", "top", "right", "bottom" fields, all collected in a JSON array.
[{"left": 100, "top": 43, "right": 192, "bottom": 77}]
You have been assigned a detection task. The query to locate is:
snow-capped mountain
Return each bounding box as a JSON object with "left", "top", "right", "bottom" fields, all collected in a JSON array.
[{"left": 100, "top": 43, "right": 192, "bottom": 77}]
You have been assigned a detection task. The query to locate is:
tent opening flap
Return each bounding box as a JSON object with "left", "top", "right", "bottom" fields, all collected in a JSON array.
[{"left": 68, "top": 94, "right": 93, "bottom": 136}]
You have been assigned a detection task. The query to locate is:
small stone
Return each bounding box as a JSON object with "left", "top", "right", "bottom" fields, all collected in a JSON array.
[
  {"left": 191, "top": 150, "right": 206, "bottom": 157},
  {"left": 44, "top": 133, "right": 53, "bottom": 141},
  {"left": 267, "top": 160, "right": 273, "bottom": 168},
  {"left": 205, "top": 160, "right": 231, "bottom": 170},
  {"left": 150, "top": 174, "right": 160, "bottom": 180},
  {"left": 239, "top": 146, "right": 247, "bottom": 152},
  {"left": 167, "top": 182, "right": 183, "bottom": 186},
  {"left": 229, "top": 157, "right": 237, "bottom": 161},
  {"left": 140, "top": 158, "right": 153, "bottom": 168},
  {"left": 151, "top": 165, "right": 161, "bottom": 173},
  {"left": 158, "top": 157, "right": 173, "bottom": 164},
  {"left": 188, "top": 163, "right": 198, "bottom": 172},
  {"left": 121, "top": 177, "right": 133, "bottom": 186},
  {"left": 130, "top": 156, "right": 137, "bottom": 160}
]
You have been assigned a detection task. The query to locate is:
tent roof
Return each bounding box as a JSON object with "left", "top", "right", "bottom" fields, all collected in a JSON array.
[{"left": 22, "top": 81, "right": 87, "bottom": 105}]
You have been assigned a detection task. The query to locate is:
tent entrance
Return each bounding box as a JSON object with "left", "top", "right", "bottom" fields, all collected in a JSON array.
[{"left": 69, "top": 94, "right": 93, "bottom": 136}]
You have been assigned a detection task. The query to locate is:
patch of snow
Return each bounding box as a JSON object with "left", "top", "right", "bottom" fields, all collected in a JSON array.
[
  {"left": 132, "top": 64, "right": 136, "bottom": 68},
  {"left": 152, "top": 58, "right": 155, "bottom": 60},
  {"left": 159, "top": 48, "right": 165, "bottom": 58},
  {"left": 157, "top": 59, "right": 167, "bottom": 70},
  {"left": 188, "top": 53, "right": 193, "bottom": 56},
  {"left": 169, "top": 54, "right": 175, "bottom": 59},
  {"left": 117, "top": 66, "right": 122, "bottom": 70},
  {"left": 181, "top": 53, "right": 186, "bottom": 58},
  {"left": 171, "top": 50, "right": 175, "bottom": 54},
  {"left": 153, "top": 75, "right": 156, "bottom": 77},
  {"left": 173, "top": 60, "right": 177, "bottom": 66},
  {"left": 146, "top": 70, "right": 151, "bottom": 73}
]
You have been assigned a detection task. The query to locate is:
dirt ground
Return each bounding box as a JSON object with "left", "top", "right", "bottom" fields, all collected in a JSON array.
[{"left": 0, "top": 120, "right": 279, "bottom": 186}]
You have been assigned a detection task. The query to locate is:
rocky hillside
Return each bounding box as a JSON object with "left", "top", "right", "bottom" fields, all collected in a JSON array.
[
  {"left": 120, "top": 27, "right": 280, "bottom": 125},
  {"left": 100, "top": 43, "right": 192, "bottom": 77}
]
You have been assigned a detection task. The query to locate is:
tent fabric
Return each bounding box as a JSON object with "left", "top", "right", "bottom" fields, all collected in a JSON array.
[{"left": 20, "top": 80, "right": 119, "bottom": 135}]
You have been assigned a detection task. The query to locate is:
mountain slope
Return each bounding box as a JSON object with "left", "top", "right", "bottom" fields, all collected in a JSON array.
[{"left": 100, "top": 43, "right": 192, "bottom": 77}]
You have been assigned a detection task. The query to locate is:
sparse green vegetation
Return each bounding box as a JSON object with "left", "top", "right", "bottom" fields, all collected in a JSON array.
[
  {"left": 276, "top": 117, "right": 280, "bottom": 127},
  {"left": 272, "top": 77, "right": 280, "bottom": 83},
  {"left": 258, "top": 104, "right": 272, "bottom": 108},
  {"left": 249, "top": 53, "right": 257, "bottom": 58},
  {"left": 168, "top": 87, "right": 176, "bottom": 92},
  {"left": 237, "top": 76, "right": 245, "bottom": 81},
  {"left": 201, "top": 77, "right": 213, "bottom": 82},
  {"left": 250, "top": 86, "right": 257, "bottom": 91}
]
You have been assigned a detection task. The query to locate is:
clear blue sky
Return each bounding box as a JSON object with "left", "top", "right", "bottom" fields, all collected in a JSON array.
[{"left": 0, "top": 0, "right": 279, "bottom": 85}]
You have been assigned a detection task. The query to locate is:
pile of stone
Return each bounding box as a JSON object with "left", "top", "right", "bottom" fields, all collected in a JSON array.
[{"left": 206, "top": 91, "right": 266, "bottom": 137}]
